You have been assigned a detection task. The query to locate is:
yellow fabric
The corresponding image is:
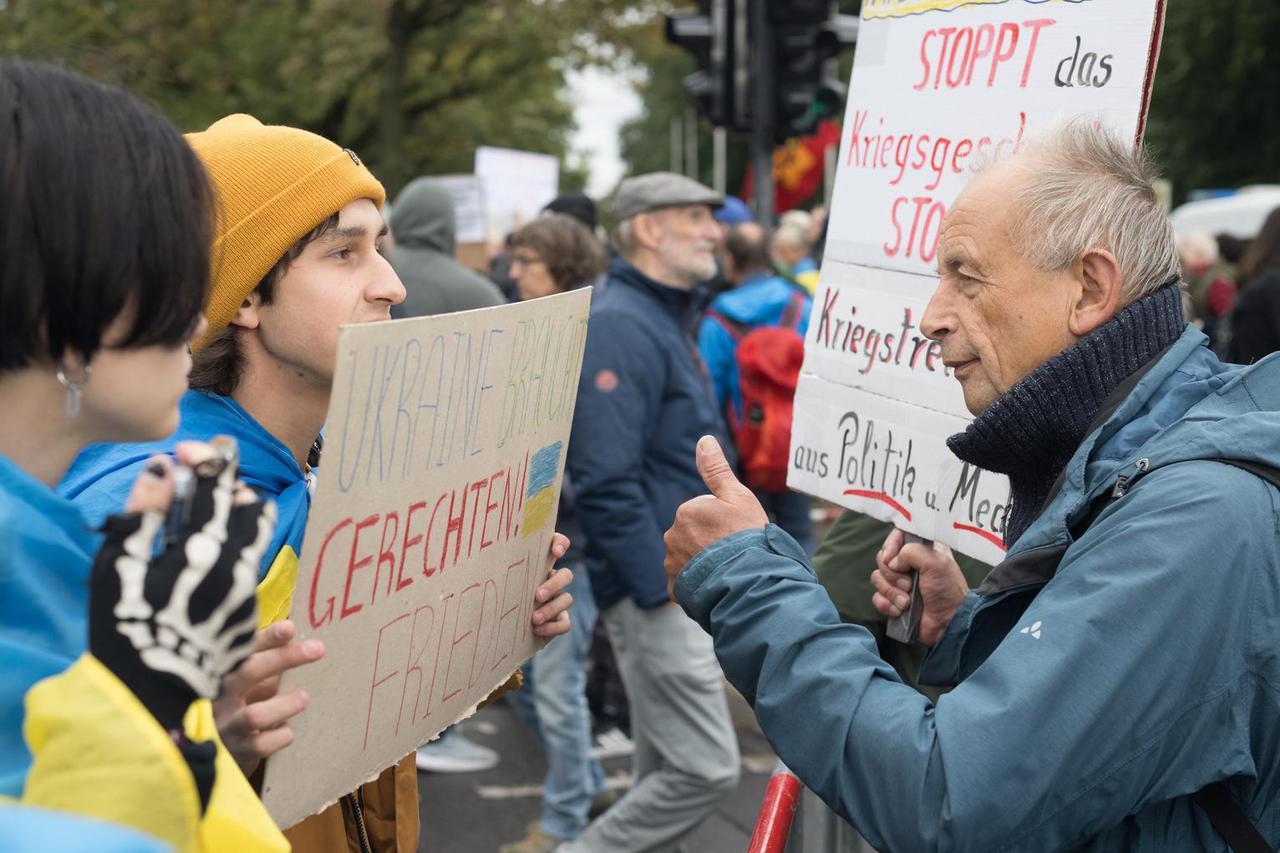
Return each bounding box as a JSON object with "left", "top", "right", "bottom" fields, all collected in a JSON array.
[
  {"left": 796, "top": 268, "right": 820, "bottom": 295},
  {"left": 185, "top": 114, "right": 385, "bottom": 350},
  {"left": 257, "top": 545, "right": 299, "bottom": 629},
  {"left": 21, "top": 655, "right": 288, "bottom": 852}
]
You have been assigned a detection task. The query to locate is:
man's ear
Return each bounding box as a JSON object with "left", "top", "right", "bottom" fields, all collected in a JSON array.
[
  {"left": 1069, "top": 249, "right": 1125, "bottom": 337},
  {"left": 631, "top": 211, "right": 665, "bottom": 252},
  {"left": 231, "top": 292, "right": 263, "bottom": 331}
]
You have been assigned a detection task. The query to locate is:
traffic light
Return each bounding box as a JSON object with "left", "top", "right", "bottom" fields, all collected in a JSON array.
[
  {"left": 665, "top": 1, "right": 735, "bottom": 128},
  {"left": 769, "top": 3, "right": 858, "bottom": 142}
]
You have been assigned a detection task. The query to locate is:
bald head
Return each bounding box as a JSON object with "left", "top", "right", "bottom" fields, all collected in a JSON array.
[{"left": 722, "top": 222, "right": 772, "bottom": 284}]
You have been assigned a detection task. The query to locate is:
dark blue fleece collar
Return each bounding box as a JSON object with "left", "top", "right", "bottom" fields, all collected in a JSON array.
[{"left": 948, "top": 282, "right": 1185, "bottom": 548}]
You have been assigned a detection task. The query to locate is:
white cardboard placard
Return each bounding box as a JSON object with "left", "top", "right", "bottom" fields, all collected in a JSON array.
[
  {"left": 475, "top": 146, "right": 560, "bottom": 239},
  {"left": 790, "top": 0, "right": 1165, "bottom": 564},
  {"left": 430, "top": 174, "right": 488, "bottom": 245}
]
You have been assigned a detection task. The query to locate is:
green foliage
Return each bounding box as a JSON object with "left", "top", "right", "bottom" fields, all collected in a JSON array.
[
  {"left": 0, "top": 0, "right": 644, "bottom": 197},
  {"left": 1146, "top": 0, "right": 1280, "bottom": 199}
]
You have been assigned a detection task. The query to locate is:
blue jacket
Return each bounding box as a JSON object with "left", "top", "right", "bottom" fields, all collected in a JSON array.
[
  {"left": 567, "top": 258, "right": 730, "bottom": 611},
  {"left": 698, "top": 272, "right": 811, "bottom": 423},
  {"left": 0, "top": 455, "right": 100, "bottom": 796},
  {"left": 62, "top": 390, "right": 310, "bottom": 583},
  {"left": 675, "top": 327, "right": 1280, "bottom": 851},
  {"left": 0, "top": 805, "right": 168, "bottom": 852}
]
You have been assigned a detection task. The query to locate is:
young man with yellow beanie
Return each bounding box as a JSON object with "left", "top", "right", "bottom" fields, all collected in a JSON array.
[{"left": 62, "top": 114, "right": 577, "bottom": 851}]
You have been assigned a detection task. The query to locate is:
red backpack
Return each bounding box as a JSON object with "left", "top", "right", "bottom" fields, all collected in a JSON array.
[{"left": 709, "top": 291, "right": 808, "bottom": 492}]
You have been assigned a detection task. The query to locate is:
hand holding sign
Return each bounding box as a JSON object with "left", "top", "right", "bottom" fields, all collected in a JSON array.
[
  {"left": 664, "top": 436, "right": 769, "bottom": 601},
  {"left": 532, "top": 533, "right": 574, "bottom": 640},
  {"left": 214, "top": 619, "right": 324, "bottom": 776},
  {"left": 871, "top": 528, "right": 970, "bottom": 646}
]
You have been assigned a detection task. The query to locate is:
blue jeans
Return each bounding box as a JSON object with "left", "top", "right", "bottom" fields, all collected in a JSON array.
[
  {"left": 510, "top": 566, "right": 606, "bottom": 840},
  {"left": 757, "top": 488, "right": 814, "bottom": 555}
]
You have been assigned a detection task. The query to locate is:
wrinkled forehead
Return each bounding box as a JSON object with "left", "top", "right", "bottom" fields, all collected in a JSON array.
[{"left": 938, "top": 160, "right": 1029, "bottom": 261}]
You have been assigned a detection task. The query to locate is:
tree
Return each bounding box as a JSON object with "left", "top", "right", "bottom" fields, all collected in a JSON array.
[
  {"left": 1146, "top": 0, "right": 1280, "bottom": 200},
  {"left": 0, "top": 0, "right": 647, "bottom": 196}
]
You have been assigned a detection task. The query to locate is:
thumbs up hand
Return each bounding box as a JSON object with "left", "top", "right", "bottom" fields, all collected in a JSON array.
[{"left": 664, "top": 436, "right": 769, "bottom": 601}]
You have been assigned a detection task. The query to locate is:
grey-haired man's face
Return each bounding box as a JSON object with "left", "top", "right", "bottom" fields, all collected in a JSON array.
[
  {"left": 921, "top": 162, "right": 1080, "bottom": 415},
  {"left": 646, "top": 205, "right": 720, "bottom": 286}
]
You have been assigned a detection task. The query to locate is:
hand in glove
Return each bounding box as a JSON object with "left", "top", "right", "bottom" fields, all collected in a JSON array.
[{"left": 88, "top": 439, "right": 275, "bottom": 806}]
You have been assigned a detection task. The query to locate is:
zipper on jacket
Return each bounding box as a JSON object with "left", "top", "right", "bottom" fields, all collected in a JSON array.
[
  {"left": 1110, "top": 457, "right": 1150, "bottom": 498},
  {"left": 346, "top": 790, "right": 373, "bottom": 853}
]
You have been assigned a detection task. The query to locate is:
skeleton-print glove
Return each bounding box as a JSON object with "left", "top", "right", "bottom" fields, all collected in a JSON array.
[{"left": 88, "top": 440, "right": 275, "bottom": 806}]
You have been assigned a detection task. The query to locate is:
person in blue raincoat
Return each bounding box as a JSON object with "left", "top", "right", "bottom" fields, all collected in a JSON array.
[
  {"left": 699, "top": 221, "right": 814, "bottom": 553},
  {"left": 663, "top": 123, "right": 1280, "bottom": 850},
  {"left": 0, "top": 60, "right": 286, "bottom": 851}
]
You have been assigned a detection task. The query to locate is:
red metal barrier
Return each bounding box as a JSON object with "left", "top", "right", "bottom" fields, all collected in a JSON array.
[{"left": 748, "top": 764, "right": 802, "bottom": 853}]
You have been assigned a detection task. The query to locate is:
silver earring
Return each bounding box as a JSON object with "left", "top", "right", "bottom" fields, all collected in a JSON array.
[{"left": 56, "top": 363, "right": 92, "bottom": 418}]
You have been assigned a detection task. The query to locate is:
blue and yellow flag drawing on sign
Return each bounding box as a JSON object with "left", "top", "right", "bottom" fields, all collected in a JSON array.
[{"left": 522, "top": 441, "right": 562, "bottom": 537}]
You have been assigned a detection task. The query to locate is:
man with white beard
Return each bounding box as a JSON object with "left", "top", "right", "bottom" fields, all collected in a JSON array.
[{"left": 563, "top": 174, "right": 741, "bottom": 851}]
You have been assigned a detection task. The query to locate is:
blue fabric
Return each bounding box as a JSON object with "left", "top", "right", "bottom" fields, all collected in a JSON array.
[
  {"left": 949, "top": 283, "right": 1184, "bottom": 547},
  {"left": 61, "top": 390, "right": 309, "bottom": 581},
  {"left": 713, "top": 195, "right": 752, "bottom": 226},
  {"left": 698, "top": 272, "right": 811, "bottom": 422},
  {"left": 755, "top": 488, "right": 813, "bottom": 556},
  {"left": 0, "top": 804, "right": 170, "bottom": 852},
  {"left": 793, "top": 257, "right": 817, "bottom": 276},
  {"left": 675, "top": 327, "right": 1280, "bottom": 851},
  {"left": 566, "top": 258, "right": 730, "bottom": 611},
  {"left": 0, "top": 457, "right": 100, "bottom": 797},
  {"left": 510, "top": 567, "right": 605, "bottom": 840}
]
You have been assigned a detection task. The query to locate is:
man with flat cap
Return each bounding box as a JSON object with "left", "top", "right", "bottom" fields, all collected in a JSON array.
[{"left": 562, "top": 173, "right": 740, "bottom": 851}]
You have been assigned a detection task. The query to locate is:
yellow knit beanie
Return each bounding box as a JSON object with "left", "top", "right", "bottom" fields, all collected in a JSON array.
[{"left": 185, "top": 114, "right": 385, "bottom": 350}]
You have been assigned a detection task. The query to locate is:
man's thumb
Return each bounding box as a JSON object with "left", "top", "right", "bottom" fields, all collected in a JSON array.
[{"left": 696, "top": 435, "right": 744, "bottom": 498}]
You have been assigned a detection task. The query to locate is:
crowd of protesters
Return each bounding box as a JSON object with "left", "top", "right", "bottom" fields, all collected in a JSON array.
[{"left": 1, "top": 55, "right": 1278, "bottom": 853}]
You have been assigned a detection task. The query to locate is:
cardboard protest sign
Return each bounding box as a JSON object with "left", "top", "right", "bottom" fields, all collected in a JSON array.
[
  {"left": 790, "top": 0, "right": 1166, "bottom": 564},
  {"left": 475, "top": 146, "right": 560, "bottom": 239},
  {"left": 262, "top": 289, "right": 591, "bottom": 827}
]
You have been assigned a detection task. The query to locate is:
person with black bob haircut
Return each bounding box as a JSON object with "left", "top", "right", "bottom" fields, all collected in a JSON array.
[{"left": 0, "top": 61, "right": 288, "bottom": 851}]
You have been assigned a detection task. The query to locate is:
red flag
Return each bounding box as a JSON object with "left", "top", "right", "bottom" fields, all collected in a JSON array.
[{"left": 742, "top": 120, "right": 842, "bottom": 213}]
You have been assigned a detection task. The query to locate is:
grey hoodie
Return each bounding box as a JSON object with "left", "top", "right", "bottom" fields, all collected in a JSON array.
[{"left": 389, "top": 177, "right": 504, "bottom": 318}]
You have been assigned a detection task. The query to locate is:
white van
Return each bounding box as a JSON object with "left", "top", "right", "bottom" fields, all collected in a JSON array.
[{"left": 1169, "top": 185, "right": 1280, "bottom": 239}]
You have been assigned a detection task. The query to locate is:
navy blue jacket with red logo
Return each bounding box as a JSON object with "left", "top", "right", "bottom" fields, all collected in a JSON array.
[{"left": 567, "top": 258, "right": 731, "bottom": 610}]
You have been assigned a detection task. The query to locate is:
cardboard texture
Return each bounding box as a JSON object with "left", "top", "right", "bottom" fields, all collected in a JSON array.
[
  {"left": 456, "top": 242, "right": 489, "bottom": 274},
  {"left": 790, "top": 0, "right": 1166, "bottom": 564},
  {"left": 261, "top": 289, "right": 592, "bottom": 827}
]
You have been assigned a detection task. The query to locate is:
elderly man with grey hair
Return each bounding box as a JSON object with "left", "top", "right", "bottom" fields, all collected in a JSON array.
[
  {"left": 662, "top": 124, "right": 1280, "bottom": 850},
  {"left": 562, "top": 172, "right": 740, "bottom": 852}
]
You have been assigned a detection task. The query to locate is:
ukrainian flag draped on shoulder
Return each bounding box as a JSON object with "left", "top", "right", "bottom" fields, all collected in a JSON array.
[{"left": 62, "top": 389, "right": 310, "bottom": 625}]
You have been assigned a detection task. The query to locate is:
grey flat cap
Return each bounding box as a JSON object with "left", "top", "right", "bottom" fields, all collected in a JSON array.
[{"left": 614, "top": 172, "right": 723, "bottom": 221}]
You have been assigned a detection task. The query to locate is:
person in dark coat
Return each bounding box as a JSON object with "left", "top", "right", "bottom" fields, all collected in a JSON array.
[
  {"left": 562, "top": 173, "right": 740, "bottom": 852},
  {"left": 1227, "top": 206, "right": 1280, "bottom": 364}
]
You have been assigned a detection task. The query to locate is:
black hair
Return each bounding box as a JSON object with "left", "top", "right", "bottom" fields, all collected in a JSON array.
[
  {"left": 0, "top": 61, "right": 213, "bottom": 372},
  {"left": 1215, "top": 233, "right": 1248, "bottom": 266}
]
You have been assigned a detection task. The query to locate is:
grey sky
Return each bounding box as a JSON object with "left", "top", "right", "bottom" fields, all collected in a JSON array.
[{"left": 565, "top": 65, "right": 643, "bottom": 198}]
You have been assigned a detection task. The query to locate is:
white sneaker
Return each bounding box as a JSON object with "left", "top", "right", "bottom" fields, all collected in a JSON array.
[
  {"left": 416, "top": 731, "right": 499, "bottom": 773},
  {"left": 590, "top": 727, "right": 635, "bottom": 760}
]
